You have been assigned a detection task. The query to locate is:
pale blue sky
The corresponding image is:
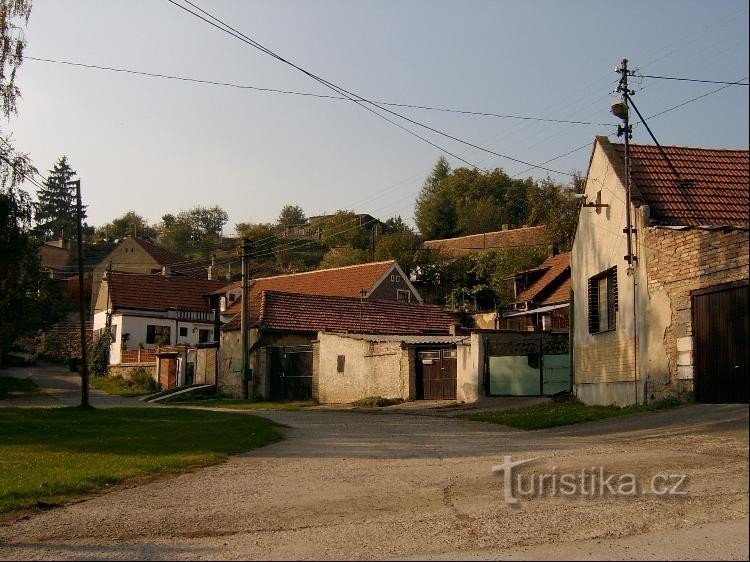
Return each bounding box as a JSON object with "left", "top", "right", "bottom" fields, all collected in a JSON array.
[{"left": 8, "top": 0, "right": 749, "bottom": 232}]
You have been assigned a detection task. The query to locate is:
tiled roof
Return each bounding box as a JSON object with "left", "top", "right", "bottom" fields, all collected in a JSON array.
[
  {"left": 516, "top": 252, "right": 571, "bottom": 305},
  {"left": 133, "top": 239, "right": 191, "bottom": 265},
  {"left": 108, "top": 273, "right": 226, "bottom": 312},
  {"left": 223, "top": 290, "right": 455, "bottom": 334},
  {"left": 423, "top": 226, "right": 548, "bottom": 258},
  {"left": 222, "top": 260, "right": 397, "bottom": 315},
  {"left": 604, "top": 137, "right": 749, "bottom": 228}
]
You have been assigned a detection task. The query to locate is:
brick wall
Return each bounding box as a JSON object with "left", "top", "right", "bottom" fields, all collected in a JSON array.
[{"left": 645, "top": 227, "right": 749, "bottom": 397}]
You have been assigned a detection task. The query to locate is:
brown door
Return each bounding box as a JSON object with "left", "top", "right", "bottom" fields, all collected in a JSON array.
[
  {"left": 166, "top": 359, "right": 177, "bottom": 388},
  {"left": 692, "top": 282, "right": 749, "bottom": 403},
  {"left": 417, "top": 349, "right": 457, "bottom": 400}
]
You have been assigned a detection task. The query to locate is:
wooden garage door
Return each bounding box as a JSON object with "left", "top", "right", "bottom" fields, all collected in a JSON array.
[
  {"left": 692, "top": 281, "right": 749, "bottom": 404},
  {"left": 417, "top": 349, "right": 457, "bottom": 400}
]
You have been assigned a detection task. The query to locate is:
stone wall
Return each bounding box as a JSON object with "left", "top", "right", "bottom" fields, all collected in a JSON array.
[
  {"left": 644, "top": 227, "right": 749, "bottom": 399},
  {"left": 108, "top": 362, "right": 157, "bottom": 381}
]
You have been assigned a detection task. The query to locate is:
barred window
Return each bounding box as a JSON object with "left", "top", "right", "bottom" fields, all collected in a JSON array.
[{"left": 588, "top": 267, "right": 618, "bottom": 334}]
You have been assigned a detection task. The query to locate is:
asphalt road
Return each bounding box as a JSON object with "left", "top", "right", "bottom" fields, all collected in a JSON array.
[{"left": 0, "top": 390, "right": 747, "bottom": 560}]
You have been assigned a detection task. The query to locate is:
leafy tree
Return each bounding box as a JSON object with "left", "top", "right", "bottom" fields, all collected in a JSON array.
[
  {"left": 159, "top": 206, "right": 229, "bottom": 257},
  {"left": 382, "top": 215, "right": 413, "bottom": 234},
  {"left": 0, "top": 0, "right": 32, "bottom": 119},
  {"left": 527, "top": 176, "right": 583, "bottom": 251},
  {"left": 319, "top": 246, "right": 369, "bottom": 269},
  {"left": 414, "top": 157, "right": 455, "bottom": 238},
  {"left": 33, "top": 156, "right": 84, "bottom": 241},
  {"left": 93, "top": 211, "right": 156, "bottom": 242},
  {"left": 310, "top": 210, "right": 371, "bottom": 250},
  {"left": 375, "top": 231, "right": 421, "bottom": 275},
  {"left": 277, "top": 204, "right": 306, "bottom": 226}
]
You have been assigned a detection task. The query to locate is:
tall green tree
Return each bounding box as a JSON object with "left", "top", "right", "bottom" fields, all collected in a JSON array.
[
  {"left": 92, "top": 211, "right": 156, "bottom": 242},
  {"left": 159, "top": 205, "right": 229, "bottom": 258},
  {"left": 277, "top": 204, "right": 306, "bottom": 226},
  {"left": 414, "top": 156, "right": 454, "bottom": 238},
  {"left": 33, "top": 156, "right": 84, "bottom": 241}
]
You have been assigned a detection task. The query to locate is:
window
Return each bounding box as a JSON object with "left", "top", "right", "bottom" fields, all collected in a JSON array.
[
  {"left": 198, "top": 329, "right": 211, "bottom": 344},
  {"left": 395, "top": 275, "right": 401, "bottom": 283},
  {"left": 588, "top": 267, "right": 618, "bottom": 334},
  {"left": 390, "top": 274, "right": 395, "bottom": 282},
  {"left": 397, "top": 289, "right": 411, "bottom": 303},
  {"left": 179, "top": 327, "right": 188, "bottom": 337},
  {"left": 110, "top": 324, "right": 117, "bottom": 342},
  {"left": 337, "top": 355, "right": 345, "bottom": 373},
  {"left": 146, "top": 325, "right": 171, "bottom": 345}
]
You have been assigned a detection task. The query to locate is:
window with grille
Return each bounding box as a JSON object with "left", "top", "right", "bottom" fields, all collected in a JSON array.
[{"left": 588, "top": 267, "right": 618, "bottom": 334}]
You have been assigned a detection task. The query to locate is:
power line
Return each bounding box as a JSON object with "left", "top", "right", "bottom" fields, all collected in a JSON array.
[
  {"left": 642, "top": 77, "right": 748, "bottom": 121},
  {"left": 166, "top": 0, "right": 576, "bottom": 178},
  {"left": 25, "top": 56, "right": 616, "bottom": 128},
  {"left": 638, "top": 74, "right": 749, "bottom": 86}
]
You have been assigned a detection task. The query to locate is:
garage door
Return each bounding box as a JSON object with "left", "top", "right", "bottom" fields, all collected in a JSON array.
[{"left": 692, "top": 281, "right": 749, "bottom": 404}]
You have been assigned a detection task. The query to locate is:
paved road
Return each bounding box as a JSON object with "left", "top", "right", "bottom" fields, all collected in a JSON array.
[
  {"left": 0, "top": 362, "right": 145, "bottom": 407},
  {"left": 0, "top": 401, "right": 747, "bottom": 560}
]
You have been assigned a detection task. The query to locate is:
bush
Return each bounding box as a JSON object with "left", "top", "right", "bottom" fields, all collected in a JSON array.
[
  {"left": 352, "top": 396, "right": 404, "bottom": 408},
  {"left": 129, "top": 367, "right": 158, "bottom": 393},
  {"left": 89, "top": 331, "right": 112, "bottom": 377}
]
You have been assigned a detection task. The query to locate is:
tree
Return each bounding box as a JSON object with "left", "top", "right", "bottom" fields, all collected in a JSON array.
[
  {"left": 310, "top": 210, "right": 371, "bottom": 250},
  {"left": 277, "top": 204, "right": 306, "bottom": 226},
  {"left": 159, "top": 205, "right": 229, "bottom": 258},
  {"left": 0, "top": 0, "right": 32, "bottom": 119},
  {"left": 527, "top": 176, "right": 582, "bottom": 251},
  {"left": 414, "top": 156, "right": 452, "bottom": 238},
  {"left": 93, "top": 211, "right": 156, "bottom": 242},
  {"left": 319, "top": 246, "right": 369, "bottom": 269},
  {"left": 33, "top": 156, "right": 83, "bottom": 241}
]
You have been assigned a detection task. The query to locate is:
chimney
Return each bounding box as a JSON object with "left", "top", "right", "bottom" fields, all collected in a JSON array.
[
  {"left": 207, "top": 254, "right": 215, "bottom": 280},
  {"left": 501, "top": 224, "right": 509, "bottom": 231},
  {"left": 161, "top": 265, "right": 170, "bottom": 276},
  {"left": 549, "top": 243, "right": 559, "bottom": 257}
]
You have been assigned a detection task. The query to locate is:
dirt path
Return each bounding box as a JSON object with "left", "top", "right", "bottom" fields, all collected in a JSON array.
[{"left": 0, "top": 404, "right": 747, "bottom": 560}]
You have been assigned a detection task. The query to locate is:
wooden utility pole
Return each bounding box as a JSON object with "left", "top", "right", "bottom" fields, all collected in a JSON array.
[
  {"left": 240, "top": 238, "right": 251, "bottom": 399},
  {"left": 68, "top": 179, "right": 90, "bottom": 408}
]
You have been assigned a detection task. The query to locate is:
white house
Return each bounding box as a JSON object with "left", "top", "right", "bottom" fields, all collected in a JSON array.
[{"left": 92, "top": 271, "right": 226, "bottom": 365}]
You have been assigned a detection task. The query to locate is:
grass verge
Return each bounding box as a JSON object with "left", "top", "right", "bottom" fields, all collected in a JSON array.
[
  {"left": 175, "top": 399, "right": 314, "bottom": 411},
  {"left": 462, "top": 398, "right": 682, "bottom": 430},
  {"left": 90, "top": 376, "right": 155, "bottom": 397},
  {"left": 0, "top": 377, "right": 42, "bottom": 400},
  {"left": 0, "top": 407, "right": 280, "bottom": 514}
]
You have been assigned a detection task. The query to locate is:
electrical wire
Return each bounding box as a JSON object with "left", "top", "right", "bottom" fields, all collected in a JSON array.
[
  {"left": 638, "top": 74, "right": 749, "bottom": 86},
  {"left": 166, "top": 0, "right": 577, "bottom": 178}
]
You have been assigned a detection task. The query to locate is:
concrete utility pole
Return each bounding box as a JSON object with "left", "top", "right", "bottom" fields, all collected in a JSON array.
[
  {"left": 613, "top": 59, "right": 639, "bottom": 405},
  {"left": 240, "top": 238, "right": 251, "bottom": 400},
  {"left": 68, "top": 179, "right": 90, "bottom": 408}
]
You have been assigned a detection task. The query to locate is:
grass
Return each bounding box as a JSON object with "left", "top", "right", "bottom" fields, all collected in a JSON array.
[
  {"left": 352, "top": 396, "right": 405, "bottom": 408},
  {"left": 0, "top": 377, "right": 42, "bottom": 400},
  {"left": 462, "top": 397, "right": 682, "bottom": 430},
  {"left": 90, "top": 376, "right": 155, "bottom": 397},
  {"left": 174, "top": 398, "right": 314, "bottom": 411},
  {"left": 0, "top": 407, "right": 281, "bottom": 514}
]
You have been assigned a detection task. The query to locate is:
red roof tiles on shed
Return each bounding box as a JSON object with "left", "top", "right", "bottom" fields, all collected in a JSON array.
[
  {"left": 423, "top": 226, "right": 548, "bottom": 258},
  {"left": 604, "top": 137, "right": 749, "bottom": 228},
  {"left": 224, "top": 290, "right": 455, "bottom": 335},
  {"left": 108, "top": 273, "right": 226, "bottom": 312},
  {"left": 222, "top": 260, "right": 398, "bottom": 315}
]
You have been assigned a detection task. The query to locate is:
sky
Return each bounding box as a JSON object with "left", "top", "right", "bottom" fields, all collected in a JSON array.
[{"left": 7, "top": 0, "right": 749, "bottom": 233}]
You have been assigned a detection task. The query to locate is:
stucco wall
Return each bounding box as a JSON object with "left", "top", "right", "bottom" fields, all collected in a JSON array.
[
  {"left": 315, "top": 333, "right": 410, "bottom": 403},
  {"left": 456, "top": 333, "right": 483, "bottom": 402},
  {"left": 91, "top": 239, "right": 160, "bottom": 313},
  {"left": 643, "top": 227, "right": 749, "bottom": 399},
  {"left": 571, "top": 141, "right": 647, "bottom": 405}
]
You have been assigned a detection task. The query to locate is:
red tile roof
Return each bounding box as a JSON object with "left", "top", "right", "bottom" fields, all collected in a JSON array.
[
  {"left": 108, "top": 273, "right": 226, "bottom": 312},
  {"left": 603, "top": 137, "right": 749, "bottom": 228},
  {"left": 224, "top": 290, "right": 455, "bottom": 334},
  {"left": 423, "top": 226, "right": 548, "bottom": 258},
  {"left": 516, "top": 252, "right": 571, "bottom": 305},
  {"left": 222, "top": 260, "right": 398, "bottom": 315}
]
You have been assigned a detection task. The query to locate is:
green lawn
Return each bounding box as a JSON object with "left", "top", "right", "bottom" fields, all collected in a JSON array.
[
  {"left": 0, "top": 377, "right": 42, "bottom": 400},
  {"left": 0, "top": 407, "right": 281, "bottom": 514},
  {"left": 462, "top": 399, "right": 681, "bottom": 430},
  {"left": 90, "top": 376, "right": 154, "bottom": 397},
  {"left": 175, "top": 399, "right": 314, "bottom": 411}
]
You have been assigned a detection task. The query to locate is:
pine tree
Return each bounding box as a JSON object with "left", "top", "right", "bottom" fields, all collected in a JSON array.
[{"left": 34, "top": 156, "right": 85, "bottom": 240}]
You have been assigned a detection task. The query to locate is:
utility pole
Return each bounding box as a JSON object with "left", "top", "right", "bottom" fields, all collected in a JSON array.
[
  {"left": 613, "top": 58, "right": 639, "bottom": 405},
  {"left": 68, "top": 179, "right": 90, "bottom": 408},
  {"left": 240, "top": 238, "right": 251, "bottom": 399}
]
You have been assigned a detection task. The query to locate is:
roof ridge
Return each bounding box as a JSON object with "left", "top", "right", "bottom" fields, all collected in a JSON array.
[
  {"left": 610, "top": 140, "right": 749, "bottom": 153},
  {"left": 252, "top": 260, "right": 395, "bottom": 282},
  {"left": 424, "top": 225, "right": 546, "bottom": 244}
]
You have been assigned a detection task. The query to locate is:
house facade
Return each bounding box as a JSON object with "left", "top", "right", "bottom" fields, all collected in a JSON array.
[
  {"left": 219, "top": 290, "right": 456, "bottom": 400},
  {"left": 92, "top": 272, "right": 225, "bottom": 366},
  {"left": 572, "top": 136, "right": 749, "bottom": 406}
]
